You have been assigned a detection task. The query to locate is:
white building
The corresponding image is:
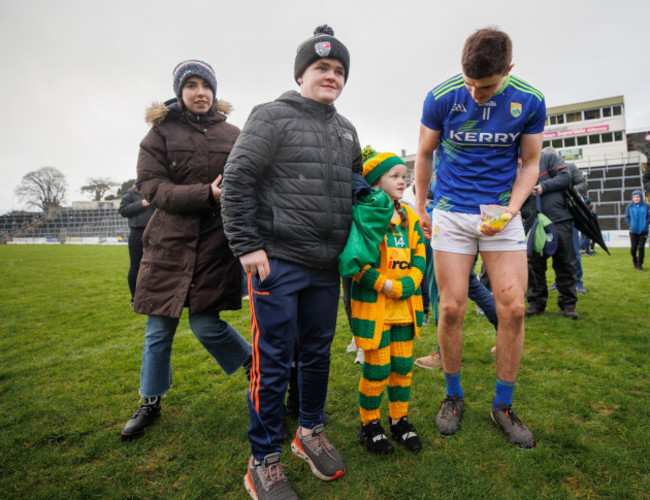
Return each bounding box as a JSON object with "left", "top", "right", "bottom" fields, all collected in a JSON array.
[{"left": 542, "top": 95, "right": 645, "bottom": 168}]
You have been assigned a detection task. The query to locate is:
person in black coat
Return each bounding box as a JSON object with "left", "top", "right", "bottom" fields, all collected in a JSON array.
[
  {"left": 521, "top": 151, "right": 579, "bottom": 319},
  {"left": 119, "top": 186, "right": 154, "bottom": 304}
]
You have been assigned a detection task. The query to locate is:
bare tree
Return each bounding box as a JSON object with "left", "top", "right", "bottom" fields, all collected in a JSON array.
[
  {"left": 14, "top": 166, "right": 67, "bottom": 213},
  {"left": 80, "top": 177, "right": 119, "bottom": 201}
]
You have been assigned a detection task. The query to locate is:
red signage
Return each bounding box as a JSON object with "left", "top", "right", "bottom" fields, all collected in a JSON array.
[{"left": 544, "top": 125, "right": 610, "bottom": 140}]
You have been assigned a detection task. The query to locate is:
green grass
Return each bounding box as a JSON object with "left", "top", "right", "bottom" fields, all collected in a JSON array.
[{"left": 1, "top": 245, "right": 648, "bottom": 499}]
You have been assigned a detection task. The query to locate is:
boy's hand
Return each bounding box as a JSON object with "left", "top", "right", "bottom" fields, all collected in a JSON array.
[{"left": 240, "top": 249, "right": 270, "bottom": 282}]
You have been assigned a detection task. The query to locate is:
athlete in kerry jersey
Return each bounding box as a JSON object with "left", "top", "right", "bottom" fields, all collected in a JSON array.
[
  {"left": 414, "top": 28, "right": 544, "bottom": 450},
  {"left": 421, "top": 73, "right": 546, "bottom": 213}
]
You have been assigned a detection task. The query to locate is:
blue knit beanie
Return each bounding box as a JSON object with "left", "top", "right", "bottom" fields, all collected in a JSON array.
[{"left": 172, "top": 60, "right": 217, "bottom": 99}]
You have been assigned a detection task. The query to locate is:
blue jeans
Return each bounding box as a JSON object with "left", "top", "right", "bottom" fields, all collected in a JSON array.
[
  {"left": 140, "top": 313, "right": 251, "bottom": 397},
  {"left": 469, "top": 265, "right": 498, "bottom": 329},
  {"left": 572, "top": 227, "right": 583, "bottom": 286}
]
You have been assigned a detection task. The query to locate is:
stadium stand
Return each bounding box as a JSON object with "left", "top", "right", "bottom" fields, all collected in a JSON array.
[
  {"left": 582, "top": 158, "right": 645, "bottom": 230},
  {"left": 0, "top": 212, "right": 44, "bottom": 242},
  {"left": 2, "top": 207, "right": 129, "bottom": 243}
]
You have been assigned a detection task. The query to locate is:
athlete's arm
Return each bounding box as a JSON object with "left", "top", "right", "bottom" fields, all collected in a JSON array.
[
  {"left": 509, "top": 132, "right": 543, "bottom": 215},
  {"left": 414, "top": 124, "right": 440, "bottom": 237},
  {"left": 480, "top": 132, "right": 542, "bottom": 236}
]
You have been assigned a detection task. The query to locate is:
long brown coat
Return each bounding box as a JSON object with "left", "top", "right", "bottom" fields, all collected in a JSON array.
[{"left": 133, "top": 99, "right": 241, "bottom": 318}]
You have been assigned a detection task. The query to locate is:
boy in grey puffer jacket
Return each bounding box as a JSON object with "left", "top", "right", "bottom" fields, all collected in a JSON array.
[{"left": 221, "top": 25, "right": 361, "bottom": 500}]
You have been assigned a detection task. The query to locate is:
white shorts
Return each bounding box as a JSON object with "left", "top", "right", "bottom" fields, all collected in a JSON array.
[{"left": 430, "top": 209, "right": 526, "bottom": 254}]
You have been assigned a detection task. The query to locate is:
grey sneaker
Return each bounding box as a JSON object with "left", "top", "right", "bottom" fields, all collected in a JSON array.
[
  {"left": 490, "top": 402, "right": 536, "bottom": 449},
  {"left": 435, "top": 394, "right": 464, "bottom": 436},
  {"left": 244, "top": 453, "right": 298, "bottom": 500},
  {"left": 291, "top": 424, "right": 345, "bottom": 481}
]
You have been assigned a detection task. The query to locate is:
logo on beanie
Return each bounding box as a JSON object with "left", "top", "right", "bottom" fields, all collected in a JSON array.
[{"left": 315, "top": 41, "right": 331, "bottom": 57}]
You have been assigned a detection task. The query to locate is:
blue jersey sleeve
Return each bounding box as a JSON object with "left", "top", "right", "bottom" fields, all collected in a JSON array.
[
  {"left": 421, "top": 90, "right": 443, "bottom": 131},
  {"left": 524, "top": 97, "right": 546, "bottom": 135}
]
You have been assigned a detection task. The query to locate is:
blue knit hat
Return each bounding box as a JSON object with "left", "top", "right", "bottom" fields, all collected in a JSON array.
[{"left": 172, "top": 60, "right": 217, "bottom": 99}]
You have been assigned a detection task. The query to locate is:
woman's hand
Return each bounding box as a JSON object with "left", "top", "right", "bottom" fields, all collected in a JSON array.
[{"left": 211, "top": 174, "right": 223, "bottom": 200}]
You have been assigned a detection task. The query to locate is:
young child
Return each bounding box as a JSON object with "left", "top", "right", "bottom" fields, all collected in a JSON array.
[{"left": 351, "top": 148, "right": 426, "bottom": 454}]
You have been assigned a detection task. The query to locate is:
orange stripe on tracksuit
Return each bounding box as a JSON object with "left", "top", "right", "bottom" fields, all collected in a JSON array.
[
  {"left": 245, "top": 258, "right": 340, "bottom": 463},
  {"left": 247, "top": 274, "right": 262, "bottom": 413}
]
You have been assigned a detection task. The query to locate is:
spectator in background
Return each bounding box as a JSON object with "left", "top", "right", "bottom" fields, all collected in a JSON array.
[
  {"left": 521, "top": 151, "right": 579, "bottom": 319},
  {"left": 119, "top": 185, "right": 154, "bottom": 306},
  {"left": 121, "top": 60, "right": 252, "bottom": 441},
  {"left": 545, "top": 151, "right": 589, "bottom": 294},
  {"left": 625, "top": 190, "right": 650, "bottom": 271}
]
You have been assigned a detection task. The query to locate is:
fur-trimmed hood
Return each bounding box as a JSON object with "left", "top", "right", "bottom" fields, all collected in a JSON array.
[{"left": 145, "top": 98, "right": 233, "bottom": 126}]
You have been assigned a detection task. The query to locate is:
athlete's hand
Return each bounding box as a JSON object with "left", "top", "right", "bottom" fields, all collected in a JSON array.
[
  {"left": 240, "top": 249, "right": 270, "bottom": 282},
  {"left": 382, "top": 279, "right": 393, "bottom": 296},
  {"left": 416, "top": 205, "right": 431, "bottom": 239},
  {"left": 479, "top": 205, "right": 516, "bottom": 236}
]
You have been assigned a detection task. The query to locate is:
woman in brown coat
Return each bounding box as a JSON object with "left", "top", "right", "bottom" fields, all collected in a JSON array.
[{"left": 121, "top": 60, "right": 251, "bottom": 440}]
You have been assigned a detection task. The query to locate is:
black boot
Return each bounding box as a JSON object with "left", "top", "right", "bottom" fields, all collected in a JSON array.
[
  {"left": 633, "top": 255, "right": 638, "bottom": 269},
  {"left": 243, "top": 355, "right": 253, "bottom": 382},
  {"left": 121, "top": 396, "right": 161, "bottom": 440}
]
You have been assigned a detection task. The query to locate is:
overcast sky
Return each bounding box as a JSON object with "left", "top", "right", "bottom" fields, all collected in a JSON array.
[{"left": 1, "top": 0, "right": 648, "bottom": 213}]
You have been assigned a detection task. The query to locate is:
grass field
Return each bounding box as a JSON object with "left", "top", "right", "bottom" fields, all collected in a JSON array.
[{"left": 1, "top": 245, "right": 648, "bottom": 499}]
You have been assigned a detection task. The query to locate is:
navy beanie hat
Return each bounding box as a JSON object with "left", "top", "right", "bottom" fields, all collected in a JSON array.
[
  {"left": 294, "top": 25, "right": 350, "bottom": 83},
  {"left": 172, "top": 60, "right": 217, "bottom": 99}
]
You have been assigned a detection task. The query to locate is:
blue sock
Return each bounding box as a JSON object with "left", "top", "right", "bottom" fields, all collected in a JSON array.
[
  {"left": 493, "top": 378, "right": 515, "bottom": 409},
  {"left": 444, "top": 370, "right": 463, "bottom": 399}
]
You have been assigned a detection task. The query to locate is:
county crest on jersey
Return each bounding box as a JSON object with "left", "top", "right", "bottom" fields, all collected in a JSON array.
[{"left": 421, "top": 74, "right": 546, "bottom": 214}]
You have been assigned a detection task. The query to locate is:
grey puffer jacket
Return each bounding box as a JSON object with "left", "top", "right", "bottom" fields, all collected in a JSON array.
[{"left": 221, "top": 91, "right": 362, "bottom": 270}]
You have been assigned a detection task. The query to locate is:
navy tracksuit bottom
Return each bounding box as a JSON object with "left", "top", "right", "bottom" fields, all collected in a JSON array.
[{"left": 247, "top": 258, "right": 340, "bottom": 462}]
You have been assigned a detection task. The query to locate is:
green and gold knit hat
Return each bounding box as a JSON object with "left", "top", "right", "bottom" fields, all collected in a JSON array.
[{"left": 362, "top": 146, "right": 406, "bottom": 185}]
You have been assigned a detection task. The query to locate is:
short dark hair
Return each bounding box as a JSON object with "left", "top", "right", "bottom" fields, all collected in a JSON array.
[{"left": 461, "top": 27, "right": 512, "bottom": 79}]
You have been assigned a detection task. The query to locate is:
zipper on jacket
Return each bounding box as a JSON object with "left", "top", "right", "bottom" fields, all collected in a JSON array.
[{"left": 323, "top": 110, "right": 333, "bottom": 263}]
